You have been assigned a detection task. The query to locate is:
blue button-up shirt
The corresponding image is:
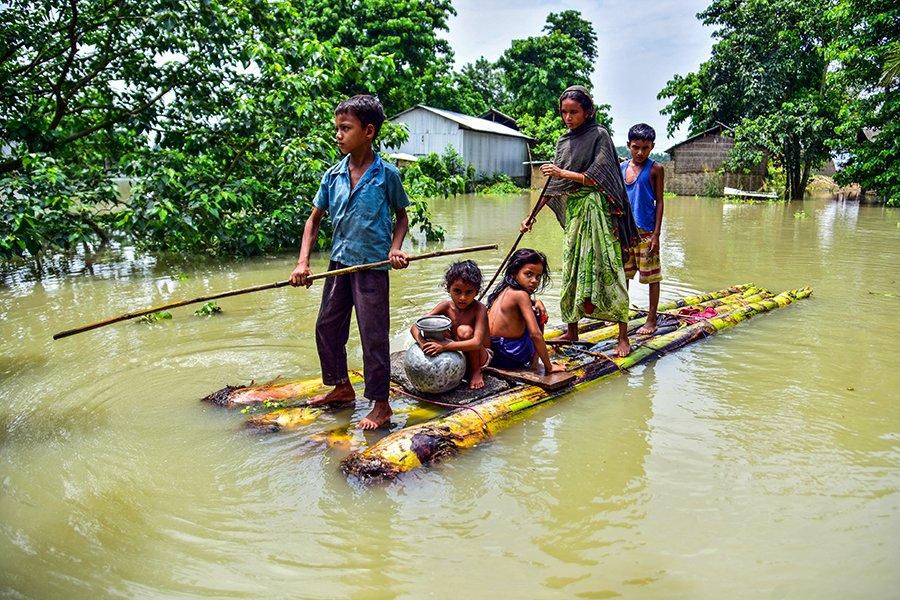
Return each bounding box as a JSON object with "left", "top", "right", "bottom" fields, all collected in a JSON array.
[{"left": 313, "top": 154, "right": 410, "bottom": 268}]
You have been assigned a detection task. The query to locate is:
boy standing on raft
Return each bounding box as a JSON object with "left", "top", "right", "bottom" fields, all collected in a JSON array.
[
  {"left": 289, "top": 95, "right": 410, "bottom": 430},
  {"left": 522, "top": 85, "right": 640, "bottom": 357},
  {"left": 621, "top": 124, "right": 665, "bottom": 334}
]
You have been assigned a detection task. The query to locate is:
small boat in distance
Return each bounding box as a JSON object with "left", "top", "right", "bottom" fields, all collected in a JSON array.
[{"left": 724, "top": 186, "right": 779, "bottom": 199}]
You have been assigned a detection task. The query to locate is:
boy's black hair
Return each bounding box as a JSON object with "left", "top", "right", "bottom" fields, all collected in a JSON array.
[
  {"left": 627, "top": 123, "right": 656, "bottom": 142},
  {"left": 486, "top": 249, "right": 550, "bottom": 308},
  {"left": 444, "top": 260, "right": 483, "bottom": 291},
  {"left": 335, "top": 95, "right": 386, "bottom": 136}
]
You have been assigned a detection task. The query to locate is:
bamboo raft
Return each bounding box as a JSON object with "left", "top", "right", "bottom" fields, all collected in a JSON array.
[{"left": 201, "top": 284, "right": 810, "bottom": 481}]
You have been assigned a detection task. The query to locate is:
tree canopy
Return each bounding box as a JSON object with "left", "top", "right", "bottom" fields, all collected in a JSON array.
[
  {"left": 0, "top": 0, "right": 457, "bottom": 263},
  {"left": 827, "top": 0, "right": 900, "bottom": 204},
  {"left": 660, "top": 0, "right": 898, "bottom": 202},
  {"left": 659, "top": 0, "right": 839, "bottom": 199}
]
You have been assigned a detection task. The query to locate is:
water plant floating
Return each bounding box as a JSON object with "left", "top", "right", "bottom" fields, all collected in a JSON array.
[
  {"left": 193, "top": 301, "right": 222, "bottom": 317},
  {"left": 136, "top": 311, "right": 172, "bottom": 324}
]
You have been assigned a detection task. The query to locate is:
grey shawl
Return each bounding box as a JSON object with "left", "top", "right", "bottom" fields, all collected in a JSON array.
[{"left": 544, "top": 92, "right": 640, "bottom": 249}]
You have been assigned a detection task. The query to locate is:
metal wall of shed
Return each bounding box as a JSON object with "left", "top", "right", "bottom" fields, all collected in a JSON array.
[
  {"left": 462, "top": 130, "right": 529, "bottom": 180},
  {"left": 387, "top": 108, "right": 463, "bottom": 156}
]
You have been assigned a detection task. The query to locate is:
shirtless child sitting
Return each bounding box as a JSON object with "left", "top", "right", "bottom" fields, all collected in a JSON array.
[
  {"left": 410, "top": 260, "right": 491, "bottom": 389},
  {"left": 485, "top": 249, "right": 566, "bottom": 375}
]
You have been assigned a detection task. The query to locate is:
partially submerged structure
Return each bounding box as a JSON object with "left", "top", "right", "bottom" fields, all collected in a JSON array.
[
  {"left": 664, "top": 124, "right": 766, "bottom": 196},
  {"left": 388, "top": 105, "right": 534, "bottom": 182}
]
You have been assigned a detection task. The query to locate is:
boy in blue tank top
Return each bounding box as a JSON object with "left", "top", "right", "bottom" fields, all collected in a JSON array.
[{"left": 621, "top": 123, "right": 665, "bottom": 334}]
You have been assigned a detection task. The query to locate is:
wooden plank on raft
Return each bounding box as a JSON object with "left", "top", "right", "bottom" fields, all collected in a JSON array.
[{"left": 483, "top": 366, "right": 577, "bottom": 391}]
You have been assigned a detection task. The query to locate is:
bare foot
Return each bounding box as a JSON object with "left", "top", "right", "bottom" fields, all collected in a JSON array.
[
  {"left": 615, "top": 338, "right": 631, "bottom": 357},
  {"left": 307, "top": 382, "right": 355, "bottom": 407},
  {"left": 556, "top": 323, "right": 580, "bottom": 342},
  {"left": 636, "top": 319, "right": 657, "bottom": 335},
  {"left": 357, "top": 401, "right": 392, "bottom": 430},
  {"left": 469, "top": 371, "right": 485, "bottom": 390}
]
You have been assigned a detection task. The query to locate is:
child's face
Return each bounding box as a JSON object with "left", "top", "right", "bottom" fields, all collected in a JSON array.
[
  {"left": 560, "top": 99, "right": 588, "bottom": 130},
  {"left": 627, "top": 139, "right": 655, "bottom": 165},
  {"left": 447, "top": 279, "right": 479, "bottom": 310},
  {"left": 334, "top": 112, "right": 375, "bottom": 155},
  {"left": 515, "top": 262, "right": 544, "bottom": 294}
]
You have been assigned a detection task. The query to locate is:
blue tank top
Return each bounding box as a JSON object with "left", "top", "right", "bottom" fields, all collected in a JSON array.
[{"left": 621, "top": 159, "right": 657, "bottom": 232}]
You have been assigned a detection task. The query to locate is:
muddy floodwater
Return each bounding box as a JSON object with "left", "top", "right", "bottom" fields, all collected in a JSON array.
[{"left": 1, "top": 193, "right": 898, "bottom": 598}]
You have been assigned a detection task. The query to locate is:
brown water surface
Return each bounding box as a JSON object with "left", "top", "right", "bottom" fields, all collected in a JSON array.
[{"left": 1, "top": 193, "right": 898, "bottom": 598}]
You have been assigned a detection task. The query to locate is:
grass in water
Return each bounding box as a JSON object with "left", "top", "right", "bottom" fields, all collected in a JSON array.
[
  {"left": 193, "top": 301, "right": 222, "bottom": 317},
  {"left": 137, "top": 311, "right": 172, "bottom": 324}
]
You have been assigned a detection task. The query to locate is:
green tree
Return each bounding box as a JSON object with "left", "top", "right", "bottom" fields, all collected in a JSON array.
[
  {"left": 498, "top": 32, "right": 593, "bottom": 119},
  {"left": 543, "top": 10, "right": 598, "bottom": 64},
  {"left": 497, "top": 10, "right": 613, "bottom": 142},
  {"left": 659, "top": 0, "right": 840, "bottom": 199},
  {"left": 827, "top": 0, "right": 900, "bottom": 204},
  {"left": 0, "top": 0, "right": 423, "bottom": 263},
  {"left": 301, "top": 0, "right": 457, "bottom": 115}
]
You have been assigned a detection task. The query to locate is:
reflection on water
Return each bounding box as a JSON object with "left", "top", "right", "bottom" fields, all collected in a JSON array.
[{"left": 1, "top": 193, "right": 898, "bottom": 597}]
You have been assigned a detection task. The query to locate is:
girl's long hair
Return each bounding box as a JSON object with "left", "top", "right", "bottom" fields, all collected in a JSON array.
[{"left": 486, "top": 249, "right": 551, "bottom": 308}]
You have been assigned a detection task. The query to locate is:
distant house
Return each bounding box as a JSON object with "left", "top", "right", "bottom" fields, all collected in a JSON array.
[
  {"left": 664, "top": 124, "right": 766, "bottom": 195},
  {"left": 387, "top": 105, "right": 534, "bottom": 182}
]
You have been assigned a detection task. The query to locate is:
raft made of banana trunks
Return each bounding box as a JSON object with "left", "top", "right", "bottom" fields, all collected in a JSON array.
[{"left": 202, "top": 284, "right": 811, "bottom": 481}]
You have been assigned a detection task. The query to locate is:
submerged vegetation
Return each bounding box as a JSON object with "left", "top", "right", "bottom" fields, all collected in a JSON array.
[
  {"left": 193, "top": 302, "right": 222, "bottom": 317},
  {"left": 660, "top": 0, "right": 898, "bottom": 203},
  {"left": 136, "top": 311, "right": 172, "bottom": 324},
  {"left": 0, "top": 1, "right": 895, "bottom": 271}
]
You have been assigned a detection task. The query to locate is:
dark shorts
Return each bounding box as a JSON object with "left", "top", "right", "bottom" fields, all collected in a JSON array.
[{"left": 489, "top": 333, "right": 535, "bottom": 369}]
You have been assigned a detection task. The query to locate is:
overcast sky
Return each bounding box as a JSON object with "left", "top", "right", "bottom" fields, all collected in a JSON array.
[{"left": 445, "top": 0, "right": 715, "bottom": 148}]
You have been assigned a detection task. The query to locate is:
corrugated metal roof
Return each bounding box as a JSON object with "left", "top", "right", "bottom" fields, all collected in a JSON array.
[{"left": 391, "top": 105, "right": 534, "bottom": 141}]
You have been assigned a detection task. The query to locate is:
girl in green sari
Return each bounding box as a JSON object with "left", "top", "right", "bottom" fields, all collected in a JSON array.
[{"left": 522, "top": 85, "right": 640, "bottom": 357}]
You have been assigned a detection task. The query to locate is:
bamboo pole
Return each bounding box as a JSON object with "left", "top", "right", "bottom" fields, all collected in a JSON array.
[
  {"left": 478, "top": 177, "right": 552, "bottom": 301},
  {"left": 341, "top": 287, "right": 811, "bottom": 480},
  {"left": 52, "top": 243, "right": 498, "bottom": 340}
]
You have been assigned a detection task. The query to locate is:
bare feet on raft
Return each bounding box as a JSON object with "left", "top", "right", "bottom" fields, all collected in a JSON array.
[
  {"left": 357, "top": 401, "right": 392, "bottom": 430},
  {"left": 307, "top": 382, "right": 356, "bottom": 407},
  {"left": 469, "top": 371, "right": 485, "bottom": 390},
  {"left": 615, "top": 338, "right": 631, "bottom": 357},
  {"left": 636, "top": 318, "right": 657, "bottom": 336}
]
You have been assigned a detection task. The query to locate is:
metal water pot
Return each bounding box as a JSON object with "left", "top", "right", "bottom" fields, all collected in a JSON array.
[{"left": 403, "top": 316, "right": 466, "bottom": 394}]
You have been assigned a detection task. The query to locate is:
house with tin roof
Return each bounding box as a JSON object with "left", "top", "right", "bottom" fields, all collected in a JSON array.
[{"left": 387, "top": 105, "right": 534, "bottom": 182}]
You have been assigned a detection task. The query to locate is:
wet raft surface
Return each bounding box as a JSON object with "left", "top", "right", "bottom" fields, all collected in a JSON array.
[{"left": 389, "top": 351, "right": 513, "bottom": 405}]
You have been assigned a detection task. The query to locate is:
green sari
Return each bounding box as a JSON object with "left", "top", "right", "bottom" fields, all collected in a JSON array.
[{"left": 559, "top": 187, "right": 630, "bottom": 323}]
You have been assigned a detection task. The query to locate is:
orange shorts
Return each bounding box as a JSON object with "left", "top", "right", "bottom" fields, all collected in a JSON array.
[{"left": 623, "top": 232, "right": 662, "bottom": 284}]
